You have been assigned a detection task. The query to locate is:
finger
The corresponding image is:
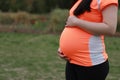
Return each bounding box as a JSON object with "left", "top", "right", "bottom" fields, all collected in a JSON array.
[{"left": 59, "top": 52, "right": 66, "bottom": 58}]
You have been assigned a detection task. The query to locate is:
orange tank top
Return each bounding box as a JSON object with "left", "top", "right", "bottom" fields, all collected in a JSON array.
[{"left": 59, "top": 0, "right": 118, "bottom": 66}]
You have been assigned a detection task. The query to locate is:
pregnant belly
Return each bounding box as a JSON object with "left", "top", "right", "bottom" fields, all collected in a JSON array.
[{"left": 59, "top": 27, "right": 91, "bottom": 57}]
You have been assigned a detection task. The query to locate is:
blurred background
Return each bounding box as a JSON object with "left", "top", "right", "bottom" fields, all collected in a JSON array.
[
  {"left": 0, "top": 0, "right": 119, "bottom": 34},
  {"left": 0, "top": 0, "right": 120, "bottom": 80},
  {"left": 0, "top": 0, "right": 76, "bottom": 34}
]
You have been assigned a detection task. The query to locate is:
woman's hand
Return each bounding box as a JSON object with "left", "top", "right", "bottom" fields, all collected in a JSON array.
[
  {"left": 57, "top": 48, "right": 69, "bottom": 61},
  {"left": 65, "top": 16, "right": 79, "bottom": 27},
  {"left": 66, "top": 5, "right": 118, "bottom": 35}
]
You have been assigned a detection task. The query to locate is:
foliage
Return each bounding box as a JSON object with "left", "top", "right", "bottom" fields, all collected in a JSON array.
[
  {"left": 118, "top": 0, "right": 120, "bottom": 7},
  {"left": 0, "top": 12, "right": 49, "bottom": 33},
  {"left": 48, "top": 8, "right": 69, "bottom": 33},
  {"left": 0, "top": 12, "right": 30, "bottom": 24},
  {"left": 0, "top": 9, "right": 120, "bottom": 33},
  {"left": 117, "top": 10, "right": 120, "bottom": 32},
  {"left": 117, "top": 15, "right": 120, "bottom": 32},
  {"left": 0, "top": 0, "right": 74, "bottom": 13},
  {"left": 0, "top": 13, "right": 14, "bottom": 24},
  {"left": 0, "top": 0, "right": 119, "bottom": 13}
]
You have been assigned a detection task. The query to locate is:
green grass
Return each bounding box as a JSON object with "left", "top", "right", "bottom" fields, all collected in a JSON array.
[
  {"left": 105, "top": 37, "right": 120, "bottom": 80},
  {"left": 118, "top": 9, "right": 120, "bottom": 14},
  {"left": 0, "top": 33, "right": 120, "bottom": 80}
]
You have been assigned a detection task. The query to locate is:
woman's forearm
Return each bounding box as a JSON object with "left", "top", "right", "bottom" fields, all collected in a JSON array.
[
  {"left": 75, "top": 19, "right": 117, "bottom": 35},
  {"left": 76, "top": 5, "right": 118, "bottom": 35},
  {"left": 66, "top": 5, "right": 118, "bottom": 35}
]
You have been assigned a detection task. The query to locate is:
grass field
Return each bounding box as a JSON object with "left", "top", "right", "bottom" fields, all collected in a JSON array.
[{"left": 0, "top": 32, "right": 120, "bottom": 80}]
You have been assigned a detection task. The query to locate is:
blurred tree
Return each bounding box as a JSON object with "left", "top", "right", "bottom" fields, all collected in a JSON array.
[
  {"left": 0, "top": 0, "right": 10, "bottom": 12},
  {"left": 31, "top": 0, "right": 46, "bottom": 13},
  {"left": 118, "top": 0, "right": 120, "bottom": 7},
  {"left": 25, "top": 0, "right": 34, "bottom": 12},
  {"left": 9, "top": 0, "right": 17, "bottom": 12},
  {"left": 1, "top": 0, "right": 118, "bottom": 13},
  {"left": 56, "top": 0, "right": 74, "bottom": 9}
]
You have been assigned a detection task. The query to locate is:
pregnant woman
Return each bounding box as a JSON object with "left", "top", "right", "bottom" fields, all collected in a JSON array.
[{"left": 58, "top": 0, "right": 118, "bottom": 80}]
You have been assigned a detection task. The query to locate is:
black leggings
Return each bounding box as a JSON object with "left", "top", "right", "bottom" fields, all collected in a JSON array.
[{"left": 65, "top": 60, "right": 109, "bottom": 80}]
